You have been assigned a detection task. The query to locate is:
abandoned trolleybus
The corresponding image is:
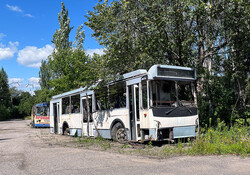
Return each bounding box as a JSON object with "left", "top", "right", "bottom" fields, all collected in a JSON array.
[
  {"left": 50, "top": 64, "right": 199, "bottom": 142},
  {"left": 31, "top": 102, "right": 50, "bottom": 128}
]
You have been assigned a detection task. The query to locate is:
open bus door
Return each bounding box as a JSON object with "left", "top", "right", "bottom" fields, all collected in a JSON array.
[
  {"left": 53, "top": 103, "right": 59, "bottom": 134},
  {"left": 82, "top": 95, "right": 93, "bottom": 137},
  {"left": 129, "top": 84, "right": 141, "bottom": 141}
]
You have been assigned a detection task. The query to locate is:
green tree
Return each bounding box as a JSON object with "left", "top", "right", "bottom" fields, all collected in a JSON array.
[
  {"left": 0, "top": 67, "right": 11, "bottom": 120},
  {"left": 40, "top": 2, "right": 93, "bottom": 95},
  {"left": 18, "top": 92, "right": 35, "bottom": 118},
  {"left": 9, "top": 87, "right": 22, "bottom": 119},
  {"left": 86, "top": 0, "right": 198, "bottom": 76},
  {"left": 86, "top": 0, "right": 249, "bottom": 126},
  {"left": 39, "top": 60, "right": 51, "bottom": 90}
]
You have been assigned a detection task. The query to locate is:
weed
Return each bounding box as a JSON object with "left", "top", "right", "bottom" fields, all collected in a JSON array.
[
  {"left": 101, "top": 142, "right": 111, "bottom": 150},
  {"left": 147, "top": 141, "right": 153, "bottom": 148},
  {"left": 187, "top": 123, "right": 250, "bottom": 156},
  {"left": 121, "top": 143, "right": 131, "bottom": 149}
]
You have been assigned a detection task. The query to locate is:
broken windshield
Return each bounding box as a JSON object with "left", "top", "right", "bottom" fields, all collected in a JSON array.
[
  {"left": 151, "top": 80, "right": 195, "bottom": 107},
  {"left": 152, "top": 80, "right": 176, "bottom": 107},
  {"left": 177, "top": 81, "right": 195, "bottom": 106}
]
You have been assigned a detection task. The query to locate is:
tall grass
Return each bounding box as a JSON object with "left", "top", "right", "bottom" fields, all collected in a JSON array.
[
  {"left": 134, "top": 120, "right": 249, "bottom": 157},
  {"left": 186, "top": 120, "right": 250, "bottom": 156}
]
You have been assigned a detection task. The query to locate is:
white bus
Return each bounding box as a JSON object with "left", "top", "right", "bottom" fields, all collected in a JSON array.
[{"left": 50, "top": 64, "right": 199, "bottom": 142}]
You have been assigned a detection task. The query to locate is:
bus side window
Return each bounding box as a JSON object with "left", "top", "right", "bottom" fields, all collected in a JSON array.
[
  {"left": 62, "top": 96, "right": 70, "bottom": 114},
  {"left": 95, "top": 87, "right": 108, "bottom": 111},
  {"left": 71, "top": 94, "right": 80, "bottom": 113},
  {"left": 109, "top": 82, "right": 126, "bottom": 109}
]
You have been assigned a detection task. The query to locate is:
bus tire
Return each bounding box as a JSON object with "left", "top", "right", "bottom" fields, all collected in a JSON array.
[
  {"left": 62, "top": 122, "right": 70, "bottom": 135},
  {"left": 111, "top": 122, "right": 127, "bottom": 143}
]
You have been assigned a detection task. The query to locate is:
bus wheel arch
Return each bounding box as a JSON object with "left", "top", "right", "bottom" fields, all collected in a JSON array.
[
  {"left": 62, "top": 121, "right": 70, "bottom": 135},
  {"left": 110, "top": 120, "right": 127, "bottom": 143}
]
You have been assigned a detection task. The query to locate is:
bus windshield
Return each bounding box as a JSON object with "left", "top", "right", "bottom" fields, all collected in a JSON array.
[
  {"left": 177, "top": 81, "right": 194, "bottom": 106},
  {"left": 151, "top": 80, "right": 195, "bottom": 107},
  {"left": 36, "top": 106, "right": 48, "bottom": 116}
]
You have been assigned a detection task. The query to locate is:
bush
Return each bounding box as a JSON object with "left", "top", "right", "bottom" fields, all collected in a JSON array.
[{"left": 0, "top": 105, "right": 11, "bottom": 121}]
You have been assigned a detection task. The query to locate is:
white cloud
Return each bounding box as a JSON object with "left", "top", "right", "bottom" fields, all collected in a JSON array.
[
  {"left": 0, "top": 33, "right": 6, "bottom": 41},
  {"left": 25, "top": 14, "right": 34, "bottom": 18},
  {"left": 0, "top": 41, "right": 19, "bottom": 60},
  {"left": 6, "top": 4, "right": 34, "bottom": 18},
  {"left": 28, "top": 77, "right": 40, "bottom": 88},
  {"left": 6, "top": 4, "right": 23, "bottom": 13},
  {"left": 17, "top": 44, "right": 53, "bottom": 68},
  {"left": 86, "top": 48, "right": 105, "bottom": 57}
]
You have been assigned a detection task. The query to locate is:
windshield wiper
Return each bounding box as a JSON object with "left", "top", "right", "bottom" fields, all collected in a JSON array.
[
  {"left": 165, "top": 106, "right": 179, "bottom": 115},
  {"left": 179, "top": 100, "right": 192, "bottom": 114}
]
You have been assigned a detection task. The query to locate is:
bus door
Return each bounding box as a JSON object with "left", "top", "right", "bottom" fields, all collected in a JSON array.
[
  {"left": 129, "top": 84, "right": 141, "bottom": 141},
  {"left": 53, "top": 103, "right": 59, "bottom": 134},
  {"left": 82, "top": 96, "right": 93, "bottom": 136}
]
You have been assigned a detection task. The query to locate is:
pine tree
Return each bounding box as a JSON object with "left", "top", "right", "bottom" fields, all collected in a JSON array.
[{"left": 0, "top": 67, "right": 11, "bottom": 120}]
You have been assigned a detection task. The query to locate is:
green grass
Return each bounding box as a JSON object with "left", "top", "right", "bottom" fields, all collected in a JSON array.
[
  {"left": 187, "top": 122, "right": 250, "bottom": 156},
  {"left": 24, "top": 116, "right": 31, "bottom": 120},
  {"left": 141, "top": 122, "right": 249, "bottom": 157},
  {"left": 77, "top": 136, "right": 112, "bottom": 150}
]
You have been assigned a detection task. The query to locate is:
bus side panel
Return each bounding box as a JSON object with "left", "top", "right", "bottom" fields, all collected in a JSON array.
[
  {"left": 93, "top": 108, "right": 129, "bottom": 139},
  {"left": 59, "top": 113, "right": 83, "bottom": 136},
  {"left": 70, "top": 113, "right": 83, "bottom": 136},
  {"left": 70, "top": 113, "right": 83, "bottom": 129}
]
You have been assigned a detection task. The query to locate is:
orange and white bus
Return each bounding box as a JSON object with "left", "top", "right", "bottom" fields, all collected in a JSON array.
[{"left": 31, "top": 102, "right": 50, "bottom": 128}]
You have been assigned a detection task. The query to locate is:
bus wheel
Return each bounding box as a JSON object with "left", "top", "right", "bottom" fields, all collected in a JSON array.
[
  {"left": 63, "top": 128, "right": 70, "bottom": 135},
  {"left": 111, "top": 123, "right": 127, "bottom": 143},
  {"left": 63, "top": 124, "right": 70, "bottom": 135}
]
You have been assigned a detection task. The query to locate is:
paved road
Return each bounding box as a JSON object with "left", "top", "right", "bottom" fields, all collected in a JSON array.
[{"left": 0, "top": 120, "right": 249, "bottom": 175}]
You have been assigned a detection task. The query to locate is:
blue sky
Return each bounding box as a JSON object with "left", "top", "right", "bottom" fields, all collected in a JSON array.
[{"left": 0, "top": 0, "right": 103, "bottom": 93}]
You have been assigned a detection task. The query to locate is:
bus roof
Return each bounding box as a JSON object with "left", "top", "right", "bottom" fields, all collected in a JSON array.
[
  {"left": 36, "top": 102, "right": 49, "bottom": 107},
  {"left": 148, "top": 64, "right": 196, "bottom": 81},
  {"left": 51, "top": 87, "right": 94, "bottom": 100}
]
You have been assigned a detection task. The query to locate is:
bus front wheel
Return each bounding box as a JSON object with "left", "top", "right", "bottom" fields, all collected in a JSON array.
[{"left": 111, "top": 122, "right": 127, "bottom": 143}]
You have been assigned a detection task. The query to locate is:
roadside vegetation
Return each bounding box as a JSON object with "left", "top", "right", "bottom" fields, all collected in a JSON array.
[
  {"left": 187, "top": 120, "right": 249, "bottom": 156},
  {"left": 56, "top": 119, "right": 249, "bottom": 158}
]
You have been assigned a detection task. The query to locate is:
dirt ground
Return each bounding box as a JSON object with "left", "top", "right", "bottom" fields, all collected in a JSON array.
[{"left": 0, "top": 119, "right": 249, "bottom": 175}]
